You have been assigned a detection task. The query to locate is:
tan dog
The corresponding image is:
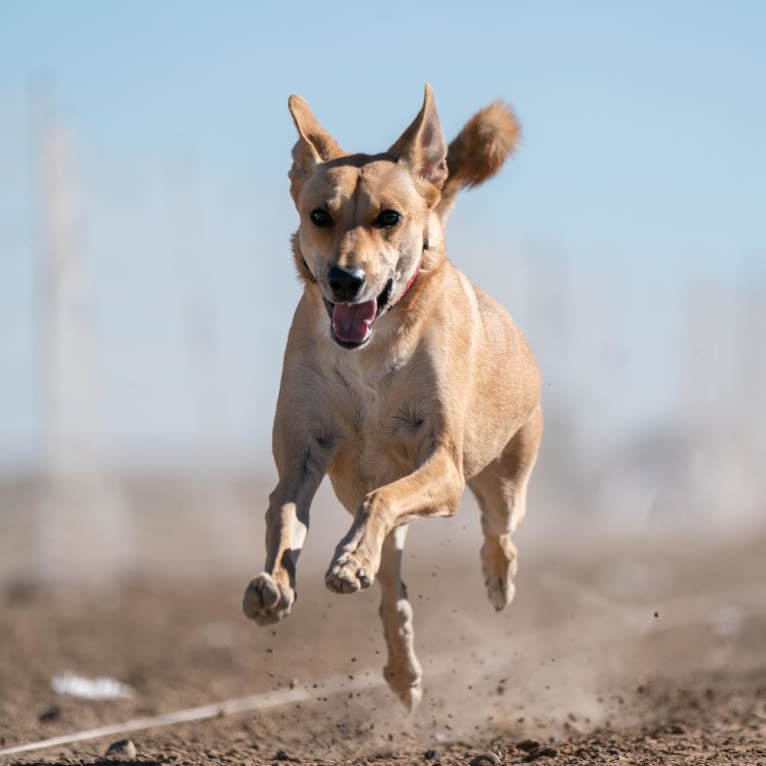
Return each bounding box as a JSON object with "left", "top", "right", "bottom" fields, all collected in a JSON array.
[{"left": 243, "top": 86, "right": 542, "bottom": 709}]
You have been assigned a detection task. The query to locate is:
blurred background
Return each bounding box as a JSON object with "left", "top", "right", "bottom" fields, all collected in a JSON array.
[{"left": 1, "top": 1, "right": 764, "bottom": 586}]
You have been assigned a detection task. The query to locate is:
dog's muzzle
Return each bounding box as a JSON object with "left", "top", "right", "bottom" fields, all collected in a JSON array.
[{"left": 327, "top": 265, "right": 366, "bottom": 303}]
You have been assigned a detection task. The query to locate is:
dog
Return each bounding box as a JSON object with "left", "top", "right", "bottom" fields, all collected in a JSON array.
[{"left": 243, "top": 85, "right": 542, "bottom": 709}]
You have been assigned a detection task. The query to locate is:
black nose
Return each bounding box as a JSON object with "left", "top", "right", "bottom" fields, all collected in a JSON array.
[{"left": 327, "top": 265, "right": 366, "bottom": 302}]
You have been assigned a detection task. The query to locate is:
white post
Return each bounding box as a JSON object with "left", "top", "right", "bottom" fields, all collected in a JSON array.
[{"left": 34, "top": 90, "right": 132, "bottom": 586}]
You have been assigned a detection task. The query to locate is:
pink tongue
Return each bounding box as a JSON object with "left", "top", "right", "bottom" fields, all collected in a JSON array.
[{"left": 332, "top": 300, "right": 377, "bottom": 344}]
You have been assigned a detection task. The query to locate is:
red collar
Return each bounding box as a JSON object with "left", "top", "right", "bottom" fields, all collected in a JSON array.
[{"left": 397, "top": 260, "right": 421, "bottom": 305}]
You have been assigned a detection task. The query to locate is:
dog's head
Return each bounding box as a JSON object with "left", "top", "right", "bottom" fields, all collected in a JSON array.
[{"left": 288, "top": 86, "right": 448, "bottom": 350}]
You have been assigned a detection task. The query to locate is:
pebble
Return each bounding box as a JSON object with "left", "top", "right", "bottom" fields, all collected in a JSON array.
[
  {"left": 105, "top": 738, "right": 137, "bottom": 759},
  {"left": 38, "top": 706, "right": 61, "bottom": 723},
  {"left": 469, "top": 752, "right": 502, "bottom": 766}
]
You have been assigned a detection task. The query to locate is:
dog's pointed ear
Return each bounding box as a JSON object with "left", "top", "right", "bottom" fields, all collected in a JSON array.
[
  {"left": 388, "top": 84, "right": 448, "bottom": 191},
  {"left": 288, "top": 95, "right": 343, "bottom": 204}
]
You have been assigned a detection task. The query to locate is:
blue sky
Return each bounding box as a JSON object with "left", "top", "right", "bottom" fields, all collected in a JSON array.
[
  {"left": 1, "top": 1, "right": 764, "bottom": 470},
  {"left": 4, "top": 1, "right": 764, "bottom": 245}
]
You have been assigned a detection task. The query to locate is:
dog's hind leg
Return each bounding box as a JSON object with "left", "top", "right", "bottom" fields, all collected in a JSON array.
[
  {"left": 378, "top": 524, "right": 423, "bottom": 710},
  {"left": 469, "top": 405, "right": 543, "bottom": 611}
]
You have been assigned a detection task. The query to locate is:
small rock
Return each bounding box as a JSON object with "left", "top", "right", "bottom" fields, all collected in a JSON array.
[
  {"left": 424, "top": 749, "right": 440, "bottom": 761},
  {"left": 274, "top": 750, "right": 299, "bottom": 762},
  {"left": 105, "top": 739, "right": 137, "bottom": 759},
  {"left": 38, "top": 706, "right": 61, "bottom": 723},
  {"left": 517, "top": 740, "right": 541, "bottom": 753},
  {"left": 469, "top": 753, "right": 502, "bottom": 766}
]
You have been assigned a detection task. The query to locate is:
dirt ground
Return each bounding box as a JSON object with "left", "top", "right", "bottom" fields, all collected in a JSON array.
[{"left": 1, "top": 519, "right": 765, "bottom": 765}]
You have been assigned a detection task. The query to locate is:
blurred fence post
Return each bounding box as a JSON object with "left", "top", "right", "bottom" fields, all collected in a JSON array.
[{"left": 31, "top": 88, "right": 133, "bottom": 586}]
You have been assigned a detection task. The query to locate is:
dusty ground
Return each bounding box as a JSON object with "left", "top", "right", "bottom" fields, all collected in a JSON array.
[{"left": 1, "top": 519, "right": 765, "bottom": 765}]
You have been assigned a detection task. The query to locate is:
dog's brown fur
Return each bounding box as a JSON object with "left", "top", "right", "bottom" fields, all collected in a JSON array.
[{"left": 243, "top": 86, "right": 542, "bottom": 709}]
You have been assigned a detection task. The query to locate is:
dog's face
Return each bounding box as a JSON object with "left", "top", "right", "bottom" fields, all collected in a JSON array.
[
  {"left": 288, "top": 87, "right": 448, "bottom": 349},
  {"left": 296, "top": 155, "right": 429, "bottom": 349}
]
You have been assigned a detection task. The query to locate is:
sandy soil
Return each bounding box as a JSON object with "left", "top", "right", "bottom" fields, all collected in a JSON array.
[{"left": 1, "top": 521, "right": 765, "bottom": 765}]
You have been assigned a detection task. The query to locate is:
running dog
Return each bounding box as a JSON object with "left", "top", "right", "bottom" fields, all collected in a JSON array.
[{"left": 243, "top": 86, "right": 542, "bottom": 709}]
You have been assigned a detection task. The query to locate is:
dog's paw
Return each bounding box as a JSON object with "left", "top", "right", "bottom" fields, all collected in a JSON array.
[
  {"left": 242, "top": 572, "right": 295, "bottom": 625},
  {"left": 325, "top": 551, "right": 375, "bottom": 594},
  {"left": 485, "top": 576, "right": 516, "bottom": 612},
  {"left": 481, "top": 535, "right": 518, "bottom": 612},
  {"left": 384, "top": 662, "right": 423, "bottom": 712}
]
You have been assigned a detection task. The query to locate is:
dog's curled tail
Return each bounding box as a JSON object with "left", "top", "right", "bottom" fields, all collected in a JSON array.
[{"left": 436, "top": 101, "right": 520, "bottom": 222}]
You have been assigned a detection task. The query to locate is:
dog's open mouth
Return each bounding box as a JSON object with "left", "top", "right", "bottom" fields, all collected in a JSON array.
[{"left": 324, "top": 278, "right": 394, "bottom": 349}]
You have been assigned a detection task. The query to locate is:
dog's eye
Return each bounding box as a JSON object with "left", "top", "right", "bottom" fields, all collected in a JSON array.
[
  {"left": 310, "top": 209, "right": 333, "bottom": 227},
  {"left": 373, "top": 210, "right": 401, "bottom": 228}
]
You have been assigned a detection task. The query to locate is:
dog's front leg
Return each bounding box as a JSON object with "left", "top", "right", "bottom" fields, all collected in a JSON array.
[
  {"left": 243, "top": 451, "right": 326, "bottom": 625},
  {"left": 326, "top": 445, "right": 464, "bottom": 593}
]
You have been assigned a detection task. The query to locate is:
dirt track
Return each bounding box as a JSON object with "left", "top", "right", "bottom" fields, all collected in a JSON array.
[{"left": 1, "top": 521, "right": 765, "bottom": 765}]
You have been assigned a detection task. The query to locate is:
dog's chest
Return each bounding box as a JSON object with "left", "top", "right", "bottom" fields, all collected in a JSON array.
[
  {"left": 332, "top": 354, "right": 394, "bottom": 440},
  {"left": 327, "top": 351, "right": 422, "bottom": 493}
]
